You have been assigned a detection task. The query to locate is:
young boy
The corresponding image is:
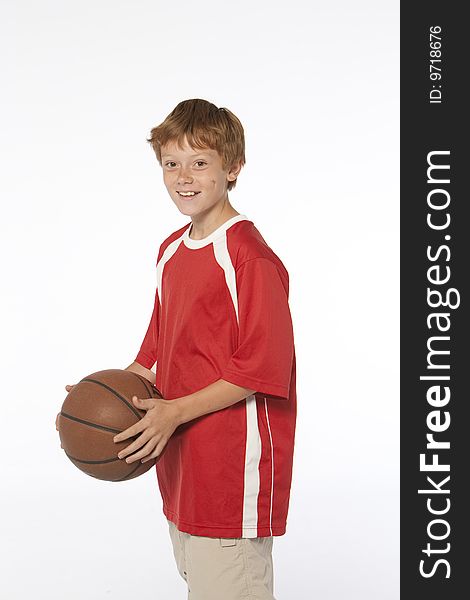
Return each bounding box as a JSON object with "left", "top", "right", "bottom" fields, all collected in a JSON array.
[{"left": 112, "top": 99, "right": 297, "bottom": 599}]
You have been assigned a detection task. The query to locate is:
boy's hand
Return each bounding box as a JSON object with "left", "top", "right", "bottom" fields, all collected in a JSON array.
[{"left": 113, "top": 396, "right": 180, "bottom": 464}]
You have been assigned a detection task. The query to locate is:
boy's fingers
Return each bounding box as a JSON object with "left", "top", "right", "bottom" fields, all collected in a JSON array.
[
  {"left": 114, "top": 419, "right": 147, "bottom": 444},
  {"left": 117, "top": 432, "right": 152, "bottom": 461}
]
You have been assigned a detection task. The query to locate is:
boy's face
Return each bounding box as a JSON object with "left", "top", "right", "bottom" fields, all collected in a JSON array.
[{"left": 160, "top": 136, "right": 240, "bottom": 219}]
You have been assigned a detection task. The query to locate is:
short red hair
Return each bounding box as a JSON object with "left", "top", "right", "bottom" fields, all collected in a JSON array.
[{"left": 147, "top": 99, "right": 246, "bottom": 191}]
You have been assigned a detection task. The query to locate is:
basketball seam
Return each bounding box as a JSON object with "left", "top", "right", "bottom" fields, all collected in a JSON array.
[
  {"left": 60, "top": 411, "right": 122, "bottom": 433},
  {"left": 134, "top": 373, "right": 154, "bottom": 398},
  {"left": 65, "top": 451, "right": 121, "bottom": 464},
  {"left": 80, "top": 378, "right": 143, "bottom": 418},
  {"left": 66, "top": 453, "right": 151, "bottom": 482},
  {"left": 128, "top": 371, "right": 162, "bottom": 399}
]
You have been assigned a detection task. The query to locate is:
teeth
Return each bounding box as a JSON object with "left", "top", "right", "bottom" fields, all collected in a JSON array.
[{"left": 178, "top": 191, "right": 198, "bottom": 196}]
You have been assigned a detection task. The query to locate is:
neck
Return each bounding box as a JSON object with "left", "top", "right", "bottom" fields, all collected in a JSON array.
[{"left": 189, "top": 200, "right": 239, "bottom": 240}]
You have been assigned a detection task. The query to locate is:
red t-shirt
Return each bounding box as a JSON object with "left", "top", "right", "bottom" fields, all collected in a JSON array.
[{"left": 135, "top": 214, "right": 297, "bottom": 538}]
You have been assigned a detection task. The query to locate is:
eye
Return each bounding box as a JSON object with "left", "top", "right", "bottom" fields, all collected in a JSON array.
[
  {"left": 165, "top": 161, "right": 176, "bottom": 168},
  {"left": 195, "top": 161, "right": 207, "bottom": 167}
]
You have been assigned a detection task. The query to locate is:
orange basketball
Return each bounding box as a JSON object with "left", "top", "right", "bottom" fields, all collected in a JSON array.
[{"left": 59, "top": 369, "right": 164, "bottom": 482}]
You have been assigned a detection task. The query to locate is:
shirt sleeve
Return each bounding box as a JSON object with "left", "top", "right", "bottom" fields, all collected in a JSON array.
[
  {"left": 134, "top": 245, "right": 164, "bottom": 369},
  {"left": 134, "top": 283, "right": 160, "bottom": 370},
  {"left": 220, "top": 257, "right": 294, "bottom": 400}
]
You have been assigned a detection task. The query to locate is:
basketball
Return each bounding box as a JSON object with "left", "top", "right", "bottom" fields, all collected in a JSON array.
[{"left": 59, "top": 369, "right": 164, "bottom": 482}]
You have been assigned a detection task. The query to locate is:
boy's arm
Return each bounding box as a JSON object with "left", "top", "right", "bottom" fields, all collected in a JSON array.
[
  {"left": 174, "top": 379, "right": 256, "bottom": 425},
  {"left": 125, "top": 361, "right": 156, "bottom": 386}
]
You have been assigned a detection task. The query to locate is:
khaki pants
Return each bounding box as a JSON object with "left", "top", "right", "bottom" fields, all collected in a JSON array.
[{"left": 167, "top": 519, "right": 276, "bottom": 600}]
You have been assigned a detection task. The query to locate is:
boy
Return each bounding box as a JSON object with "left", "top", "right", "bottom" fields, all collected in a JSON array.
[{"left": 63, "top": 99, "right": 297, "bottom": 600}]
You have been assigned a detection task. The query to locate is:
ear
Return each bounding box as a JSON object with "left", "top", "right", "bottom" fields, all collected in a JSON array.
[{"left": 227, "top": 160, "right": 243, "bottom": 181}]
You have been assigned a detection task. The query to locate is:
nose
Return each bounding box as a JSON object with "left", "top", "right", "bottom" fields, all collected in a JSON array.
[{"left": 177, "top": 167, "right": 193, "bottom": 185}]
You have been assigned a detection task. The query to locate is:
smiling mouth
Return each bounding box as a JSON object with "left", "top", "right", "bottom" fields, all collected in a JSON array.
[{"left": 177, "top": 191, "right": 201, "bottom": 197}]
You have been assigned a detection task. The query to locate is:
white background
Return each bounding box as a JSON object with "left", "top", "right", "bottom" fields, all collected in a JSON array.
[{"left": 0, "top": 1, "right": 399, "bottom": 598}]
